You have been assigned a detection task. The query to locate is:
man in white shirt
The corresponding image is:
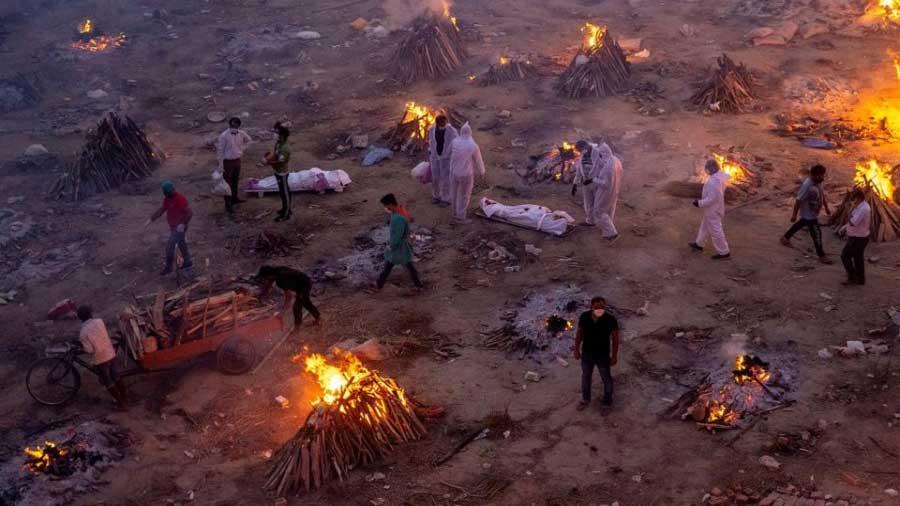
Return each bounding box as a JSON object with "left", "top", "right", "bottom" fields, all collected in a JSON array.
[
  {"left": 216, "top": 117, "right": 253, "bottom": 213},
  {"left": 839, "top": 188, "right": 872, "bottom": 286},
  {"left": 689, "top": 159, "right": 731, "bottom": 259},
  {"left": 77, "top": 305, "right": 128, "bottom": 409}
]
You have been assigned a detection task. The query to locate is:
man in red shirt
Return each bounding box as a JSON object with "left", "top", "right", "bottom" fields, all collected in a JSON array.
[{"left": 145, "top": 181, "right": 193, "bottom": 275}]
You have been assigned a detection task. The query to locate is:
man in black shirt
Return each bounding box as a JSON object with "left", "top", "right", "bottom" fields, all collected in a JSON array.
[
  {"left": 573, "top": 297, "right": 620, "bottom": 411},
  {"left": 256, "top": 265, "right": 321, "bottom": 332}
]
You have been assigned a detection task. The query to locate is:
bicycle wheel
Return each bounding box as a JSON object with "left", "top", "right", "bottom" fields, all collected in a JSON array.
[
  {"left": 26, "top": 358, "right": 81, "bottom": 406},
  {"left": 216, "top": 337, "right": 257, "bottom": 375}
]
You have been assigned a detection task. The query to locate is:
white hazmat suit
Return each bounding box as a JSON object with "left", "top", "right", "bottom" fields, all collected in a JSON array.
[
  {"left": 427, "top": 123, "right": 458, "bottom": 203},
  {"left": 695, "top": 170, "right": 730, "bottom": 255},
  {"left": 575, "top": 143, "right": 623, "bottom": 238},
  {"left": 448, "top": 123, "right": 486, "bottom": 221}
]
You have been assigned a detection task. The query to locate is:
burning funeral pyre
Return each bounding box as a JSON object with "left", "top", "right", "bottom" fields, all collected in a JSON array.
[
  {"left": 265, "top": 349, "right": 425, "bottom": 497},
  {"left": 690, "top": 54, "right": 756, "bottom": 113},
  {"left": 829, "top": 159, "right": 900, "bottom": 242},
  {"left": 863, "top": 0, "right": 900, "bottom": 26},
  {"left": 391, "top": 4, "right": 467, "bottom": 83},
  {"left": 556, "top": 23, "right": 631, "bottom": 99},
  {"left": 477, "top": 55, "right": 538, "bottom": 86},
  {"left": 483, "top": 285, "right": 585, "bottom": 358},
  {"left": 664, "top": 150, "right": 760, "bottom": 202},
  {"left": 50, "top": 113, "right": 161, "bottom": 201},
  {"left": 705, "top": 152, "right": 755, "bottom": 188},
  {"left": 384, "top": 101, "right": 466, "bottom": 154},
  {"left": 520, "top": 141, "right": 580, "bottom": 183},
  {"left": 71, "top": 18, "right": 126, "bottom": 53}
]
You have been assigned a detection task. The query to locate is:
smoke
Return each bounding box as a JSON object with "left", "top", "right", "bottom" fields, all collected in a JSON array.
[
  {"left": 382, "top": 0, "right": 448, "bottom": 29},
  {"left": 720, "top": 332, "right": 748, "bottom": 360}
]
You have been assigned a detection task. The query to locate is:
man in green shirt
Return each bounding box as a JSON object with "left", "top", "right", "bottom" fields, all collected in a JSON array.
[
  {"left": 265, "top": 124, "right": 292, "bottom": 221},
  {"left": 375, "top": 194, "right": 424, "bottom": 290}
]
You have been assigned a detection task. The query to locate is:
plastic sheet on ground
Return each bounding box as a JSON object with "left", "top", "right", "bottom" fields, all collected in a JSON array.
[
  {"left": 247, "top": 168, "right": 351, "bottom": 194},
  {"left": 480, "top": 198, "right": 575, "bottom": 236}
]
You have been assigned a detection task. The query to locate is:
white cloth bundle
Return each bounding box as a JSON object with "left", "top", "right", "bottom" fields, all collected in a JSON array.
[
  {"left": 248, "top": 168, "right": 352, "bottom": 193},
  {"left": 411, "top": 161, "right": 432, "bottom": 184},
  {"left": 211, "top": 169, "right": 232, "bottom": 196},
  {"left": 480, "top": 198, "right": 575, "bottom": 236}
]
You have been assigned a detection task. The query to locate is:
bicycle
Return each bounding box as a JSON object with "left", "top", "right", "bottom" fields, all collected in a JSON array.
[{"left": 26, "top": 340, "right": 129, "bottom": 407}]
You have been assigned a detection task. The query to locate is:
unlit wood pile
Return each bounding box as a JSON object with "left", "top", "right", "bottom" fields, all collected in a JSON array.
[
  {"left": 518, "top": 144, "right": 579, "bottom": 183},
  {"left": 830, "top": 185, "right": 900, "bottom": 242},
  {"left": 773, "top": 114, "right": 882, "bottom": 145},
  {"left": 51, "top": 113, "right": 160, "bottom": 201},
  {"left": 690, "top": 54, "right": 756, "bottom": 113},
  {"left": 118, "top": 283, "right": 273, "bottom": 358},
  {"left": 556, "top": 30, "right": 630, "bottom": 98},
  {"left": 384, "top": 107, "right": 467, "bottom": 153},
  {"left": 391, "top": 12, "right": 467, "bottom": 83},
  {"left": 478, "top": 58, "right": 538, "bottom": 86},
  {"left": 264, "top": 372, "right": 425, "bottom": 497}
]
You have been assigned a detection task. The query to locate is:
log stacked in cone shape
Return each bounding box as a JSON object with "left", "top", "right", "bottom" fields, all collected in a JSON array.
[
  {"left": 691, "top": 54, "right": 756, "bottom": 113},
  {"left": 479, "top": 56, "right": 538, "bottom": 86},
  {"left": 391, "top": 11, "right": 467, "bottom": 83},
  {"left": 829, "top": 160, "right": 900, "bottom": 242},
  {"left": 556, "top": 24, "right": 630, "bottom": 98}
]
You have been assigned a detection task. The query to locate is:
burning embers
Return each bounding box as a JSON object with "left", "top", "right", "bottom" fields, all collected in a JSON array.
[
  {"left": 733, "top": 354, "right": 770, "bottom": 385},
  {"left": 23, "top": 440, "right": 89, "bottom": 477},
  {"left": 545, "top": 315, "right": 574, "bottom": 334},
  {"left": 521, "top": 141, "right": 579, "bottom": 183},
  {"left": 864, "top": 0, "right": 900, "bottom": 25},
  {"left": 830, "top": 159, "right": 900, "bottom": 242},
  {"left": 391, "top": 3, "right": 467, "bottom": 83},
  {"left": 265, "top": 350, "right": 425, "bottom": 496},
  {"left": 71, "top": 18, "right": 126, "bottom": 53},
  {"left": 709, "top": 152, "right": 752, "bottom": 186},
  {"left": 556, "top": 23, "right": 631, "bottom": 98},
  {"left": 477, "top": 55, "right": 538, "bottom": 86}
]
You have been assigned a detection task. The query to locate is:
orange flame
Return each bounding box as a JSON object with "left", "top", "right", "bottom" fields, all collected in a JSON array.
[
  {"left": 733, "top": 355, "right": 771, "bottom": 385},
  {"left": 442, "top": 1, "right": 459, "bottom": 31},
  {"left": 582, "top": 23, "right": 606, "bottom": 51},
  {"left": 23, "top": 440, "right": 68, "bottom": 473},
  {"left": 854, "top": 159, "right": 896, "bottom": 200},
  {"left": 72, "top": 34, "right": 127, "bottom": 53},
  {"left": 78, "top": 19, "right": 93, "bottom": 34},
  {"left": 403, "top": 101, "right": 437, "bottom": 140},
  {"left": 709, "top": 153, "right": 749, "bottom": 185},
  {"left": 705, "top": 401, "right": 739, "bottom": 424},
  {"left": 499, "top": 56, "right": 510, "bottom": 65},
  {"left": 868, "top": 0, "right": 900, "bottom": 21}
]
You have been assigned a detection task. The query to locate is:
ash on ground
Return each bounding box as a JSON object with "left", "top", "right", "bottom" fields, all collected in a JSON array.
[{"left": 0, "top": 420, "right": 131, "bottom": 506}]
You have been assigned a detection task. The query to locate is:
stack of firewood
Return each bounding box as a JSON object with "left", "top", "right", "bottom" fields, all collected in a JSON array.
[
  {"left": 51, "top": 113, "right": 161, "bottom": 201},
  {"left": 391, "top": 12, "right": 467, "bottom": 83},
  {"left": 384, "top": 107, "right": 467, "bottom": 154},
  {"left": 478, "top": 57, "right": 538, "bottom": 86},
  {"left": 772, "top": 114, "right": 884, "bottom": 145},
  {"left": 690, "top": 54, "right": 756, "bottom": 113},
  {"left": 264, "top": 371, "right": 426, "bottom": 497},
  {"left": 519, "top": 144, "right": 580, "bottom": 183},
  {"left": 118, "top": 283, "right": 273, "bottom": 358},
  {"left": 556, "top": 29, "right": 631, "bottom": 98},
  {"left": 830, "top": 183, "right": 900, "bottom": 242}
]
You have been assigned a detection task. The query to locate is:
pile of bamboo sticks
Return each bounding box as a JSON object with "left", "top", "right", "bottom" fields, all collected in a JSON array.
[
  {"left": 391, "top": 12, "right": 467, "bottom": 83},
  {"left": 51, "top": 113, "right": 160, "bottom": 201},
  {"left": 478, "top": 58, "right": 538, "bottom": 86},
  {"left": 118, "top": 283, "right": 272, "bottom": 359},
  {"left": 264, "top": 372, "right": 426, "bottom": 497},
  {"left": 829, "top": 183, "right": 900, "bottom": 242},
  {"left": 690, "top": 54, "right": 755, "bottom": 113},
  {"left": 384, "top": 107, "right": 467, "bottom": 154},
  {"left": 555, "top": 30, "right": 631, "bottom": 98}
]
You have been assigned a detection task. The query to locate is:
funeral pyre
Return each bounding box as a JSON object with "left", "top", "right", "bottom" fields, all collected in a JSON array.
[
  {"left": 556, "top": 23, "right": 631, "bottom": 98},
  {"left": 51, "top": 113, "right": 161, "bottom": 201},
  {"left": 520, "top": 141, "right": 579, "bottom": 183},
  {"left": 850, "top": 56, "right": 900, "bottom": 139},
  {"left": 702, "top": 152, "right": 756, "bottom": 188},
  {"left": 1, "top": 421, "right": 130, "bottom": 506},
  {"left": 863, "top": 0, "right": 900, "bottom": 26},
  {"left": 482, "top": 285, "right": 585, "bottom": 358},
  {"left": 829, "top": 159, "right": 900, "bottom": 242},
  {"left": 690, "top": 54, "right": 756, "bottom": 114},
  {"left": 391, "top": 3, "right": 467, "bottom": 83},
  {"left": 265, "top": 349, "right": 425, "bottom": 497},
  {"left": 384, "top": 101, "right": 466, "bottom": 154},
  {"left": 664, "top": 149, "right": 762, "bottom": 202},
  {"left": 668, "top": 353, "right": 792, "bottom": 431},
  {"left": 71, "top": 18, "right": 126, "bottom": 53},
  {"left": 477, "top": 55, "right": 538, "bottom": 86}
]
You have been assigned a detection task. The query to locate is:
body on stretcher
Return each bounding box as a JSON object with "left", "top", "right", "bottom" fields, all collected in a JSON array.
[
  {"left": 478, "top": 198, "right": 576, "bottom": 237},
  {"left": 246, "top": 168, "right": 352, "bottom": 197}
]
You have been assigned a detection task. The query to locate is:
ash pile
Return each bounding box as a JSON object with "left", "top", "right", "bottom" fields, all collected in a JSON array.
[
  {"left": 483, "top": 285, "right": 587, "bottom": 359},
  {"left": 0, "top": 420, "right": 131, "bottom": 506}
]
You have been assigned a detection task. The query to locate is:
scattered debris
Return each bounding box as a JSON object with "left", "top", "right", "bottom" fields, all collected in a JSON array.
[
  {"left": 274, "top": 395, "right": 290, "bottom": 409},
  {"left": 524, "top": 371, "right": 541, "bottom": 382},
  {"left": 758, "top": 455, "right": 781, "bottom": 469}
]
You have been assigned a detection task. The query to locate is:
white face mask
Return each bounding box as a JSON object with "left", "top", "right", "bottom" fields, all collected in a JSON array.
[{"left": 384, "top": 207, "right": 392, "bottom": 214}]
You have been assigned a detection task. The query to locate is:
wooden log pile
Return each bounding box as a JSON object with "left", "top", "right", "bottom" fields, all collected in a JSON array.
[
  {"left": 518, "top": 143, "right": 579, "bottom": 184},
  {"left": 555, "top": 29, "right": 631, "bottom": 99},
  {"left": 264, "top": 367, "right": 426, "bottom": 497},
  {"left": 383, "top": 106, "right": 467, "bottom": 154},
  {"left": 772, "top": 113, "right": 885, "bottom": 146},
  {"left": 690, "top": 54, "right": 756, "bottom": 113},
  {"left": 829, "top": 184, "right": 900, "bottom": 242},
  {"left": 51, "top": 113, "right": 161, "bottom": 201},
  {"left": 391, "top": 12, "right": 467, "bottom": 83},
  {"left": 478, "top": 57, "right": 538, "bottom": 86}
]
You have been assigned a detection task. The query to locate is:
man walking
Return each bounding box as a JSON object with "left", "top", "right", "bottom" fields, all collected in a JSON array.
[
  {"left": 145, "top": 181, "right": 193, "bottom": 275},
  {"left": 375, "top": 194, "right": 424, "bottom": 290},
  {"left": 839, "top": 188, "right": 871, "bottom": 285},
  {"left": 216, "top": 117, "right": 252, "bottom": 213},
  {"left": 265, "top": 124, "right": 292, "bottom": 222},
  {"left": 574, "top": 297, "right": 619, "bottom": 411},
  {"left": 689, "top": 159, "right": 731, "bottom": 259},
  {"left": 447, "top": 123, "right": 486, "bottom": 223},
  {"left": 781, "top": 164, "right": 833, "bottom": 264},
  {"left": 256, "top": 265, "right": 321, "bottom": 332},
  {"left": 427, "top": 115, "right": 457, "bottom": 206},
  {"left": 573, "top": 141, "right": 623, "bottom": 240},
  {"left": 77, "top": 305, "right": 129, "bottom": 410}
]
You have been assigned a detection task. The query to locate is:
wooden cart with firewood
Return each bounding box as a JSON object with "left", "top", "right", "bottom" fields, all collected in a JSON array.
[{"left": 117, "top": 282, "right": 282, "bottom": 375}]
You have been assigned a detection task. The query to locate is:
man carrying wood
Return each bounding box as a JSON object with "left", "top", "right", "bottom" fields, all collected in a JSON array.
[
  {"left": 838, "top": 188, "right": 871, "bottom": 286},
  {"left": 256, "top": 265, "right": 321, "bottom": 332},
  {"left": 689, "top": 159, "right": 731, "bottom": 259},
  {"left": 77, "top": 305, "right": 129, "bottom": 410},
  {"left": 216, "top": 117, "right": 253, "bottom": 214},
  {"left": 573, "top": 141, "right": 623, "bottom": 240},
  {"left": 780, "top": 164, "right": 833, "bottom": 264},
  {"left": 145, "top": 181, "right": 193, "bottom": 276},
  {"left": 574, "top": 297, "right": 619, "bottom": 411},
  {"left": 427, "top": 115, "right": 457, "bottom": 206}
]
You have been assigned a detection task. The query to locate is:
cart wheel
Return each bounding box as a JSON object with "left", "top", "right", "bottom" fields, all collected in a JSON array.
[
  {"left": 217, "top": 337, "right": 257, "bottom": 375},
  {"left": 26, "top": 358, "right": 82, "bottom": 406}
]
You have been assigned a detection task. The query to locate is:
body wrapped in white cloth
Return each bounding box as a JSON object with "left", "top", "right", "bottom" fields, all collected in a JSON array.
[
  {"left": 480, "top": 198, "right": 575, "bottom": 236},
  {"left": 247, "top": 168, "right": 352, "bottom": 194}
]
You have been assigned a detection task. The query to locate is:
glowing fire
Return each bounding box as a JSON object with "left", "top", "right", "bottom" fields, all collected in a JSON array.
[
  {"left": 705, "top": 401, "right": 739, "bottom": 424},
  {"left": 581, "top": 23, "right": 606, "bottom": 52},
  {"left": 303, "top": 351, "right": 367, "bottom": 406},
  {"left": 711, "top": 153, "right": 749, "bottom": 185},
  {"left": 867, "top": 0, "right": 900, "bottom": 21},
  {"left": 561, "top": 141, "right": 575, "bottom": 151},
  {"left": 72, "top": 34, "right": 127, "bottom": 53},
  {"left": 894, "top": 58, "right": 900, "bottom": 80},
  {"left": 499, "top": 56, "right": 510, "bottom": 65},
  {"left": 78, "top": 19, "right": 93, "bottom": 34},
  {"left": 402, "top": 101, "right": 437, "bottom": 140},
  {"left": 24, "top": 440, "right": 68, "bottom": 474},
  {"left": 442, "top": 1, "right": 459, "bottom": 31},
  {"left": 733, "top": 354, "right": 771, "bottom": 385},
  {"left": 854, "top": 159, "right": 896, "bottom": 200}
]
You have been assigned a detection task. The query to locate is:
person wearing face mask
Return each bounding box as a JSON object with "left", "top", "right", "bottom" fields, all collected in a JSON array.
[
  {"left": 447, "top": 122, "right": 486, "bottom": 223},
  {"left": 374, "top": 193, "right": 424, "bottom": 291},
  {"left": 144, "top": 181, "right": 193, "bottom": 276},
  {"left": 689, "top": 159, "right": 731, "bottom": 259},
  {"left": 573, "top": 141, "right": 623, "bottom": 240},
  {"left": 264, "top": 124, "right": 293, "bottom": 222},
  {"left": 427, "top": 115, "right": 458, "bottom": 206},
  {"left": 781, "top": 164, "right": 833, "bottom": 264},
  {"left": 216, "top": 117, "right": 253, "bottom": 214},
  {"left": 573, "top": 297, "right": 619, "bottom": 411}
]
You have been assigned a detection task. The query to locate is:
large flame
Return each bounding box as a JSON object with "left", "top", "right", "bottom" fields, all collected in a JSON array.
[
  {"left": 72, "top": 34, "right": 127, "bottom": 53},
  {"left": 442, "top": 1, "right": 459, "bottom": 31},
  {"left": 733, "top": 354, "right": 771, "bottom": 385},
  {"left": 78, "top": 19, "right": 93, "bottom": 34},
  {"left": 710, "top": 153, "right": 749, "bottom": 185},
  {"left": 582, "top": 23, "right": 606, "bottom": 52},
  {"left": 868, "top": 0, "right": 900, "bottom": 21},
  {"left": 705, "top": 401, "right": 739, "bottom": 424},
  {"left": 402, "top": 101, "right": 437, "bottom": 140},
  {"left": 854, "top": 159, "right": 896, "bottom": 200},
  {"left": 303, "top": 351, "right": 367, "bottom": 406},
  {"left": 23, "top": 440, "right": 68, "bottom": 473}
]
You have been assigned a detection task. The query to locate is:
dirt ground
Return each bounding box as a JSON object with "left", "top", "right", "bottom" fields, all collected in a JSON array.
[{"left": 1, "top": 0, "right": 899, "bottom": 505}]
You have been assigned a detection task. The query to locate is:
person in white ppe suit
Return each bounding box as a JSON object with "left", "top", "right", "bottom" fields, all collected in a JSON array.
[
  {"left": 573, "top": 141, "right": 623, "bottom": 240},
  {"left": 427, "top": 115, "right": 458, "bottom": 206},
  {"left": 447, "top": 122, "right": 486, "bottom": 222},
  {"left": 689, "top": 159, "right": 731, "bottom": 259}
]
